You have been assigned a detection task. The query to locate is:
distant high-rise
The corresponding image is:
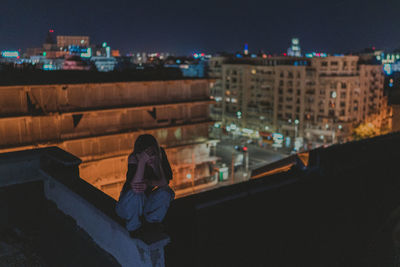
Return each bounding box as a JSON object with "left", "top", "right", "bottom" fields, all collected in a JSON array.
[
  {"left": 244, "top": 43, "right": 249, "bottom": 55},
  {"left": 287, "top": 38, "right": 301, "bottom": 57},
  {"left": 45, "top": 29, "right": 55, "bottom": 44}
]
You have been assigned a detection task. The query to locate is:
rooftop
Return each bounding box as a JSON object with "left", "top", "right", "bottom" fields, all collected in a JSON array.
[
  {"left": 0, "top": 68, "right": 199, "bottom": 86},
  {"left": 1, "top": 132, "right": 400, "bottom": 266}
]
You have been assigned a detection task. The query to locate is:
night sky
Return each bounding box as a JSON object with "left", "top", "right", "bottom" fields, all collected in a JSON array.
[{"left": 1, "top": 0, "right": 399, "bottom": 55}]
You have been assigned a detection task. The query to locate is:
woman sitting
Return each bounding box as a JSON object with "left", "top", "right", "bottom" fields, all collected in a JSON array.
[{"left": 116, "top": 134, "right": 175, "bottom": 236}]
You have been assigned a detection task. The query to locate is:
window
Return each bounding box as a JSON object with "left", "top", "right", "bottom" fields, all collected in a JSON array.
[
  {"left": 331, "top": 61, "right": 338, "bottom": 66},
  {"left": 321, "top": 62, "right": 328, "bottom": 67},
  {"left": 341, "top": 83, "right": 347, "bottom": 89}
]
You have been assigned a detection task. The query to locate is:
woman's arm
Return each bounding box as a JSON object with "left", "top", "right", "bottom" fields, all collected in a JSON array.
[{"left": 130, "top": 150, "right": 152, "bottom": 193}]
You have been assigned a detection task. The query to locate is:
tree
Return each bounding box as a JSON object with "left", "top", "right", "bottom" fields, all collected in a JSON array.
[{"left": 352, "top": 122, "right": 380, "bottom": 140}]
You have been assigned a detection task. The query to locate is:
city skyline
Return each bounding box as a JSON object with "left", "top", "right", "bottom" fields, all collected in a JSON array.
[{"left": 1, "top": 0, "right": 400, "bottom": 55}]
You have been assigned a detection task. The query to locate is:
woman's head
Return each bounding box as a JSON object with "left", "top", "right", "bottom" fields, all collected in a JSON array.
[
  {"left": 134, "top": 134, "right": 161, "bottom": 156},
  {"left": 133, "top": 134, "right": 172, "bottom": 182}
]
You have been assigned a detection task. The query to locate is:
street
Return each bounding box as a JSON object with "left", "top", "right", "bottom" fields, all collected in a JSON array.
[
  {"left": 175, "top": 136, "right": 289, "bottom": 198},
  {"left": 216, "top": 137, "right": 288, "bottom": 171}
]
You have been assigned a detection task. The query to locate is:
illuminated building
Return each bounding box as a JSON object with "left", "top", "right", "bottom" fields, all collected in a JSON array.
[
  {"left": 62, "top": 55, "right": 91, "bottom": 70},
  {"left": 244, "top": 43, "right": 249, "bottom": 55},
  {"left": 30, "top": 56, "right": 64, "bottom": 70},
  {"left": 111, "top": 50, "right": 120, "bottom": 57},
  {"left": 208, "top": 56, "right": 228, "bottom": 122},
  {"left": 287, "top": 38, "right": 301, "bottom": 57},
  {"left": 91, "top": 56, "right": 117, "bottom": 72},
  {"left": 1, "top": 51, "right": 20, "bottom": 58},
  {"left": 57, "top": 35, "right": 90, "bottom": 48},
  {"left": 164, "top": 60, "right": 206, "bottom": 78},
  {"left": 220, "top": 55, "right": 389, "bottom": 148},
  {"left": 0, "top": 79, "right": 217, "bottom": 199}
]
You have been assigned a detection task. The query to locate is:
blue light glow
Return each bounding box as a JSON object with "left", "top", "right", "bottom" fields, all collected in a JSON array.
[
  {"left": 1, "top": 51, "right": 19, "bottom": 58},
  {"left": 383, "top": 64, "right": 392, "bottom": 75}
]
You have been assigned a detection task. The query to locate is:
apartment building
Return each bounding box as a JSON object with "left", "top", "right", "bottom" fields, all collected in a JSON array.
[
  {"left": 219, "top": 55, "right": 389, "bottom": 148},
  {"left": 208, "top": 56, "right": 227, "bottom": 121}
]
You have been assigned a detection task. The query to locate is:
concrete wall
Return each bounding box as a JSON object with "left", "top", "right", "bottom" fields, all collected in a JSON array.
[
  {"left": 0, "top": 80, "right": 211, "bottom": 116},
  {"left": 0, "top": 104, "right": 209, "bottom": 148},
  {"left": 79, "top": 141, "right": 219, "bottom": 199}
]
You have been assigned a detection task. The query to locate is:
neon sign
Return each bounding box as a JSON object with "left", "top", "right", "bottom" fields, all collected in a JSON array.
[{"left": 1, "top": 51, "right": 19, "bottom": 58}]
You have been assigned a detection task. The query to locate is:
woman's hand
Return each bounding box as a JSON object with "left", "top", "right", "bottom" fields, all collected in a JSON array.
[
  {"left": 131, "top": 181, "right": 147, "bottom": 193},
  {"left": 136, "top": 147, "right": 155, "bottom": 164}
]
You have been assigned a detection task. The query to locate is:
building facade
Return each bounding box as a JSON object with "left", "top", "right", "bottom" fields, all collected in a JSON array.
[
  {"left": 0, "top": 79, "right": 217, "bottom": 198},
  {"left": 218, "top": 55, "right": 389, "bottom": 148},
  {"left": 56, "top": 36, "right": 90, "bottom": 48}
]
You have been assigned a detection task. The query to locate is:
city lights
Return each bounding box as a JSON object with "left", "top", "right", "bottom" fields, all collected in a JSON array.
[{"left": 1, "top": 51, "right": 19, "bottom": 58}]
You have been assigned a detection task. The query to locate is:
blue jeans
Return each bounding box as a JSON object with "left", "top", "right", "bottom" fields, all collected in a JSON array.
[{"left": 116, "top": 186, "right": 175, "bottom": 231}]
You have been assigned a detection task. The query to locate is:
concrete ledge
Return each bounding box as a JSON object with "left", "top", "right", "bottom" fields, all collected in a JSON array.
[
  {"left": 39, "top": 147, "right": 170, "bottom": 266},
  {"left": 0, "top": 147, "right": 170, "bottom": 267}
]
